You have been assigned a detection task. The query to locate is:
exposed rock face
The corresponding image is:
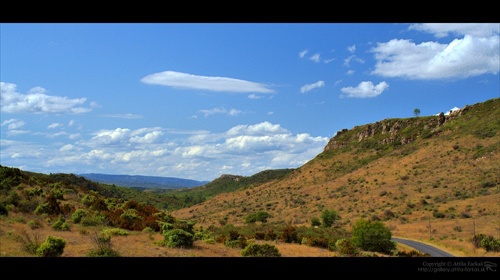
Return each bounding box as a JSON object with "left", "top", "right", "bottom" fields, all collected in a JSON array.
[
  {"left": 323, "top": 106, "right": 468, "bottom": 152},
  {"left": 218, "top": 174, "right": 243, "bottom": 181}
]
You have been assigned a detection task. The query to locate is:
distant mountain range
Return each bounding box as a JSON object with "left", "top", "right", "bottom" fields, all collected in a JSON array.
[{"left": 78, "top": 173, "right": 209, "bottom": 189}]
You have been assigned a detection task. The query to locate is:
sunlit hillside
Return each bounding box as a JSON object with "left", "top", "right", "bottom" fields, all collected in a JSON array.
[{"left": 1, "top": 97, "right": 498, "bottom": 257}]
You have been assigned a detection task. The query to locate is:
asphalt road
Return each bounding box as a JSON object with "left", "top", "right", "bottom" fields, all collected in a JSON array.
[{"left": 392, "top": 237, "right": 455, "bottom": 257}]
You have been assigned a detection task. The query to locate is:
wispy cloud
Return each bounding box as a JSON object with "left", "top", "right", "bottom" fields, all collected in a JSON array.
[
  {"left": 309, "top": 53, "right": 321, "bottom": 63},
  {"left": 101, "top": 113, "right": 143, "bottom": 119},
  {"left": 300, "top": 81, "right": 325, "bottom": 93},
  {"left": 409, "top": 23, "right": 499, "bottom": 38},
  {"left": 341, "top": 81, "right": 389, "bottom": 98},
  {"left": 140, "top": 71, "right": 275, "bottom": 93},
  {"left": 199, "top": 107, "right": 242, "bottom": 117},
  {"left": 0, "top": 82, "right": 92, "bottom": 114},
  {"left": 47, "top": 123, "right": 63, "bottom": 129},
  {"left": 1, "top": 119, "right": 26, "bottom": 130}
]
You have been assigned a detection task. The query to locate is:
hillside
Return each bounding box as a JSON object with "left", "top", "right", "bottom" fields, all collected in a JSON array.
[
  {"left": 0, "top": 97, "right": 498, "bottom": 258},
  {"left": 171, "top": 97, "right": 500, "bottom": 256}
]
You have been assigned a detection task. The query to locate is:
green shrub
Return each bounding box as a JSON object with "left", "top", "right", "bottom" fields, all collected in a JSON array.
[
  {"left": 351, "top": 218, "right": 396, "bottom": 254},
  {"left": 71, "top": 209, "right": 89, "bottom": 223},
  {"left": 52, "top": 215, "right": 70, "bottom": 231},
  {"left": 321, "top": 209, "right": 340, "bottom": 227},
  {"left": 311, "top": 217, "right": 321, "bottom": 227},
  {"left": 162, "top": 229, "right": 194, "bottom": 248},
  {"left": 245, "top": 211, "right": 270, "bottom": 223},
  {"left": 36, "top": 235, "right": 66, "bottom": 257},
  {"left": 102, "top": 228, "right": 129, "bottom": 236},
  {"left": 241, "top": 243, "right": 281, "bottom": 257}
]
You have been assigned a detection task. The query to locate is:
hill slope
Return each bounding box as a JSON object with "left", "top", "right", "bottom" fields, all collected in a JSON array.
[{"left": 172, "top": 97, "right": 500, "bottom": 256}]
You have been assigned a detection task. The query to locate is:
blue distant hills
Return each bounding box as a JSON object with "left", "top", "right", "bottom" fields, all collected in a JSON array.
[{"left": 78, "top": 173, "right": 209, "bottom": 189}]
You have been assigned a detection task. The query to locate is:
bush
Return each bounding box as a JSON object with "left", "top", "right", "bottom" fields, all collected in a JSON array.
[
  {"left": 280, "top": 225, "right": 298, "bottom": 243},
  {"left": 86, "top": 232, "right": 121, "bottom": 257},
  {"left": 36, "top": 235, "right": 66, "bottom": 257},
  {"left": 351, "top": 218, "right": 396, "bottom": 254},
  {"left": 52, "top": 215, "right": 70, "bottom": 231},
  {"left": 245, "top": 211, "right": 270, "bottom": 223},
  {"left": 162, "top": 229, "right": 194, "bottom": 248},
  {"left": 71, "top": 209, "right": 89, "bottom": 223},
  {"left": 311, "top": 217, "right": 321, "bottom": 227},
  {"left": 241, "top": 243, "right": 281, "bottom": 257},
  {"left": 321, "top": 209, "right": 340, "bottom": 227},
  {"left": 335, "top": 238, "right": 358, "bottom": 256}
]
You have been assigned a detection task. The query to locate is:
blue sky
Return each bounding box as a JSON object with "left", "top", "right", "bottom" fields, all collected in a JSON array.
[{"left": 1, "top": 23, "right": 499, "bottom": 181}]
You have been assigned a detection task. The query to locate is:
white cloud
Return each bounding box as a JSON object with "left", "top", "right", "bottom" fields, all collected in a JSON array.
[
  {"left": 226, "top": 121, "right": 288, "bottom": 136},
  {"left": 87, "top": 128, "right": 131, "bottom": 146},
  {"left": 300, "top": 81, "right": 325, "bottom": 93},
  {"left": 409, "top": 23, "right": 499, "bottom": 38},
  {"left": 0, "top": 82, "right": 92, "bottom": 114},
  {"left": 1, "top": 119, "right": 25, "bottom": 130},
  {"left": 129, "top": 131, "right": 164, "bottom": 144},
  {"left": 1, "top": 121, "right": 329, "bottom": 181},
  {"left": 371, "top": 26, "right": 499, "bottom": 80},
  {"left": 341, "top": 81, "right": 389, "bottom": 98},
  {"left": 48, "top": 123, "right": 63, "bottom": 129},
  {"left": 347, "top": 44, "right": 356, "bottom": 53},
  {"left": 310, "top": 53, "right": 321, "bottom": 63},
  {"left": 60, "top": 144, "right": 75, "bottom": 151},
  {"left": 299, "top": 50, "right": 308, "bottom": 58},
  {"left": 199, "top": 107, "right": 242, "bottom": 117},
  {"left": 101, "top": 113, "right": 143, "bottom": 119},
  {"left": 343, "top": 55, "right": 365, "bottom": 67},
  {"left": 140, "top": 71, "right": 275, "bottom": 93},
  {"left": 248, "top": 94, "right": 263, "bottom": 99}
]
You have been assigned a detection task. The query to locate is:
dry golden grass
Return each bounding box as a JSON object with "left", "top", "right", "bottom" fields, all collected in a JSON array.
[
  {"left": 0, "top": 212, "right": 340, "bottom": 257},
  {"left": 171, "top": 132, "right": 499, "bottom": 257}
]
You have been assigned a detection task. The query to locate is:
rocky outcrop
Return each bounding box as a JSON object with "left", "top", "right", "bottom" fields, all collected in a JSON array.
[{"left": 324, "top": 106, "right": 470, "bottom": 152}]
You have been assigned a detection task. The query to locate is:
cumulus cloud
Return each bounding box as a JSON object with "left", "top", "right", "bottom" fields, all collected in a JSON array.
[
  {"left": 140, "top": 71, "right": 275, "bottom": 93},
  {"left": 1, "top": 121, "right": 329, "bottom": 180},
  {"left": 371, "top": 24, "right": 499, "bottom": 80},
  {"left": 0, "top": 82, "right": 92, "bottom": 114},
  {"left": 341, "top": 81, "right": 389, "bottom": 98},
  {"left": 299, "top": 50, "right": 308, "bottom": 58},
  {"left": 300, "top": 81, "right": 325, "bottom": 93}
]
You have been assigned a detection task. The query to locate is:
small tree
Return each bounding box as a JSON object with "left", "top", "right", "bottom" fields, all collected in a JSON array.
[
  {"left": 241, "top": 243, "right": 281, "bottom": 257},
  {"left": 351, "top": 218, "right": 396, "bottom": 254},
  {"left": 414, "top": 108, "right": 421, "bottom": 118},
  {"left": 321, "top": 209, "right": 340, "bottom": 228}
]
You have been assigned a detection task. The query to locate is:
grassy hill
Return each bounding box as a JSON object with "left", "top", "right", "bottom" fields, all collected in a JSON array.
[
  {"left": 0, "top": 97, "right": 498, "bottom": 257},
  {"left": 171, "top": 97, "right": 500, "bottom": 256}
]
